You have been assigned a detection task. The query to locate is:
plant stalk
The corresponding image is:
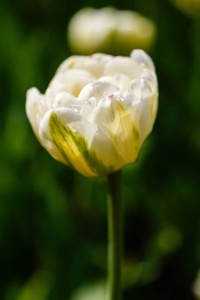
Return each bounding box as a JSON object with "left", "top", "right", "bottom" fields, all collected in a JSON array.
[{"left": 107, "top": 170, "right": 123, "bottom": 300}]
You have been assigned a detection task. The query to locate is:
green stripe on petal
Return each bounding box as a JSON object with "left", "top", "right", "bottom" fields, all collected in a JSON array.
[
  {"left": 132, "top": 124, "right": 140, "bottom": 142},
  {"left": 49, "top": 111, "right": 114, "bottom": 177},
  {"left": 132, "top": 124, "right": 140, "bottom": 154}
]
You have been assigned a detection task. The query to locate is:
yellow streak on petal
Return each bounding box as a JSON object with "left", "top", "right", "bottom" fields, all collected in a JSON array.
[
  {"left": 49, "top": 112, "right": 115, "bottom": 177},
  {"left": 109, "top": 100, "right": 140, "bottom": 163},
  {"left": 49, "top": 112, "right": 97, "bottom": 177}
]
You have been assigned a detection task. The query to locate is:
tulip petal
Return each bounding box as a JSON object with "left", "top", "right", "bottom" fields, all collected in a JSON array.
[
  {"left": 99, "top": 73, "right": 131, "bottom": 92},
  {"left": 79, "top": 80, "right": 119, "bottom": 104},
  {"left": 52, "top": 91, "right": 84, "bottom": 112},
  {"left": 26, "top": 87, "right": 46, "bottom": 140},
  {"left": 48, "top": 69, "right": 95, "bottom": 98},
  {"left": 115, "top": 91, "right": 153, "bottom": 147},
  {"left": 130, "top": 78, "right": 158, "bottom": 123},
  {"left": 104, "top": 56, "right": 143, "bottom": 79},
  {"left": 39, "top": 108, "right": 124, "bottom": 177},
  {"left": 92, "top": 95, "right": 140, "bottom": 163},
  {"left": 56, "top": 55, "right": 105, "bottom": 78},
  {"left": 131, "top": 49, "right": 155, "bottom": 72}
]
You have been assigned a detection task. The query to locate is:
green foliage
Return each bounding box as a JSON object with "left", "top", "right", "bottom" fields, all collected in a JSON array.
[{"left": 0, "top": 0, "right": 200, "bottom": 299}]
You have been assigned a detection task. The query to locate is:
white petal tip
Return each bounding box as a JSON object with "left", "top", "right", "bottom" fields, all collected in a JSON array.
[{"left": 130, "top": 49, "right": 155, "bottom": 72}]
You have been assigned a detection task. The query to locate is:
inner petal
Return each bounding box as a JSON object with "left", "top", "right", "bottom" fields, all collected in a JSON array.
[
  {"left": 48, "top": 69, "right": 95, "bottom": 97},
  {"left": 78, "top": 80, "right": 119, "bottom": 103},
  {"left": 104, "top": 56, "right": 143, "bottom": 79},
  {"left": 102, "top": 73, "right": 131, "bottom": 91},
  {"left": 52, "top": 91, "right": 84, "bottom": 112}
]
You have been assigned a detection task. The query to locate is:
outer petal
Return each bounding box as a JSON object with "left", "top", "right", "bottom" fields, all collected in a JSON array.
[
  {"left": 130, "top": 49, "right": 155, "bottom": 72},
  {"left": 130, "top": 49, "right": 158, "bottom": 130},
  {"left": 92, "top": 94, "right": 140, "bottom": 164},
  {"left": 130, "top": 77, "right": 158, "bottom": 123},
  {"left": 115, "top": 91, "right": 153, "bottom": 147},
  {"left": 26, "top": 87, "right": 46, "bottom": 140},
  {"left": 140, "top": 70, "right": 158, "bottom": 121},
  {"left": 39, "top": 108, "right": 125, "bottom": 177}
]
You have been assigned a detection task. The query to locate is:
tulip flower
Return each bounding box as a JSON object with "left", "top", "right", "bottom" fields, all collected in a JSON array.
[
  {"left": 26, "top": 50, "right": 158, "bottom": 178},
  {"left": 68, "top": 7, "right": 156, "bottom": 55}
]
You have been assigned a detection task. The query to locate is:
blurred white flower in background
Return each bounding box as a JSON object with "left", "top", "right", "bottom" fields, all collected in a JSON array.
[{"left": 68, "top": 7, "right": 156, "bottom": 55}]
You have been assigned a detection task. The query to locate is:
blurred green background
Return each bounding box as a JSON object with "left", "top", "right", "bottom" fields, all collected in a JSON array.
[{"left": 0, "top": 0, "right": 200, "bottom": 299}]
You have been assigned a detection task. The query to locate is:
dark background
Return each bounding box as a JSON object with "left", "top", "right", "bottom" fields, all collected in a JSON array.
[{"left": 0, "top": 0, "right": 200, "bottom": 299}]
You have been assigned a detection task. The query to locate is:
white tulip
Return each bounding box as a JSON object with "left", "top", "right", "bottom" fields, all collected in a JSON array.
[
  {"left": 68, "top": 7, "right": 156, "bottom": 55},
  {"left": 26, "top": 50, "right": 158, "bottom": 177}
]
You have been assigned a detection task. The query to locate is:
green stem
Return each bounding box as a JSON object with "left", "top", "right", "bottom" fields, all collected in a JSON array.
[{"left": 107, "top": 170, "right": 123, "bottom": 300}]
